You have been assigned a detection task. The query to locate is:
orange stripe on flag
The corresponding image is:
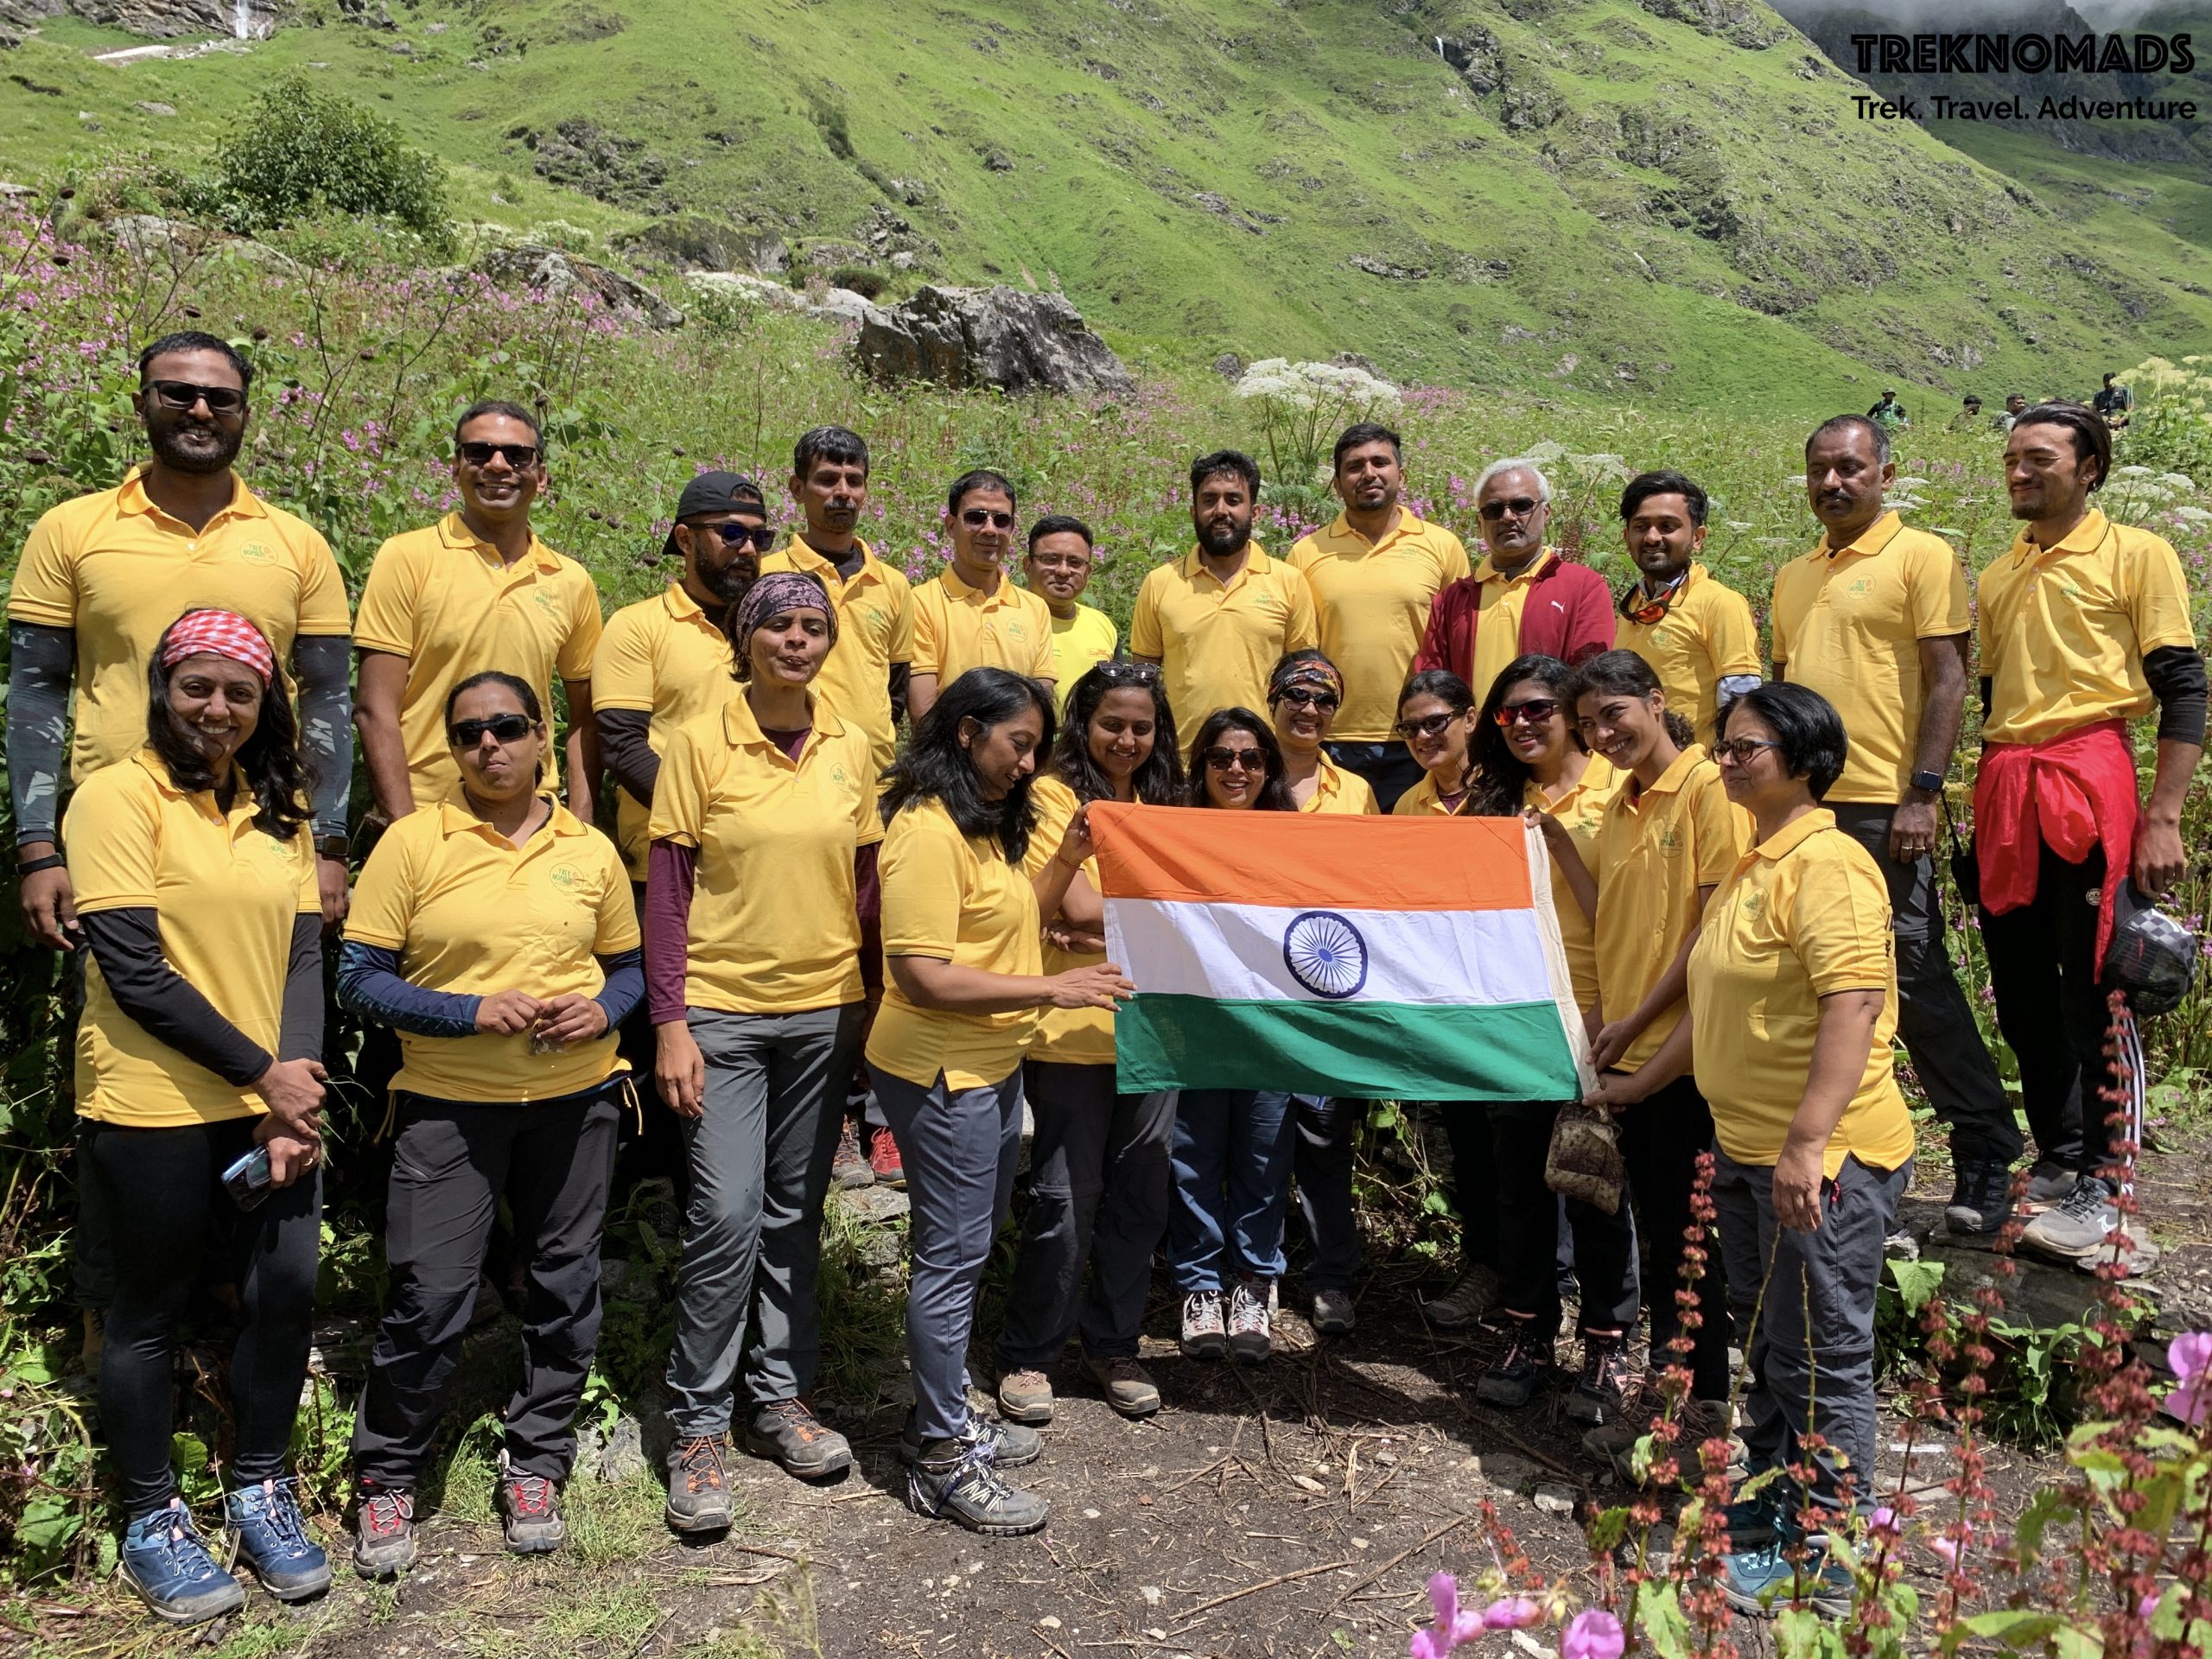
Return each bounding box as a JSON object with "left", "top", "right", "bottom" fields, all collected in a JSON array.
[{"left": 1089, "top": 802, "right": 1536, "bottom": 912}]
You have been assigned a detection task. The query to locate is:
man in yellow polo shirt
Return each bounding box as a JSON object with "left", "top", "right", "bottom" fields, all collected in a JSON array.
[
  {"left": 760, "top": 425, "right": 915, "bottom": 782},
  {"left": 1130, "top": 450, "right": 1318, "bottom": 752},
  {"left": 908, "top": 469, "right": 1056, "bottom": 725},
  {"left": 1974, "top": 405, "right": 2203, "bottom": 1263},
  {"left": 10, "top": 331, "right": 355, "bottom": 946},
  {"left": 1023, "top": 516, "right": 1118, "bottom": 711},
  {"left": 1287, "top": 423, "right": 1469, "bottom": 810},
  {"left": 1774, "top": 414, "right": 2021, "bottom": 1239},
  {"left": 1611, "top": 470, "right": 1761, "bottom": 743},
  {"left": 353, "top": 401, "right": 604, "bottom": 823}
]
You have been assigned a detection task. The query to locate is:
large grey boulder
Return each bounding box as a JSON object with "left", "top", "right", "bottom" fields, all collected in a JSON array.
[
  {"left": 478, "top": 244, "right": 683, "bottom": 331},
  {"left": 851, "top": 284, "right": 1134, "bottom": 397}
]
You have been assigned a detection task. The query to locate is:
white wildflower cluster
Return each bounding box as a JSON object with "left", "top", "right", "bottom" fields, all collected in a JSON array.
[
  {"left": 1234, "top": 358, "right": 1403, "bottom": 416},
  {"left": 2102, "top": 462, "right": 2204, "bottom": 524}
]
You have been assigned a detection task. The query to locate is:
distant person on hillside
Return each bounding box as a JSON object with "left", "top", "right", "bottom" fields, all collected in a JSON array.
[
  {"left": 353, "top": 401, "right": 602, "bottom": 823},
  {"left": 908, "top": 470, "right": 1056, "bottom": 727},
  {"left": 1866, "top": 389, "right": 1910, "bottom": 433},
  {"left": 1611, "top": 470, "right": 1760, "bottom": 744},
  {"left": 1286, "top": 423, "right": 1471, "bottom": 810},
  {"left": 1999, "top": 393, "right": 2029, "bottom": 432},
  {"left": 1947, "top": 395, "right": 1984, "bottom": 431},
  {"left": 1774, "top": 414, "right": 2021, "bottom": 1241},
  {"left": 1130, "top": 450, "right": 1318, "bottom": 753},
  {"left": 2093, "top": 372, "right": 2133, "bottom": 429},
  {"left": 1023, "top": 516, "right": 1117, "bottom": 712},
  {"left": 1413, "top": 458, "right": 1612, "bottom": 709}
]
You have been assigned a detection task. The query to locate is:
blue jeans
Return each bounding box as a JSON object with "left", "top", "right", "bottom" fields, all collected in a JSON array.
[{"left": 1169, "top": 1090, "right": 1299, "bottom": 1290}]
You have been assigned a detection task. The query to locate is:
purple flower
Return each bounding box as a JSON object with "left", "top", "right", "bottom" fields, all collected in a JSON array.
[
  {"left": 2167, "top": 1330, "right": 2212, "bottom": 1427},
  {"left": 1561, "top": 1610, "right": 1625, "bottom": 1659},
  {"left": 1483, "top": 1599, "right": 1543, "bottom": 1631}
]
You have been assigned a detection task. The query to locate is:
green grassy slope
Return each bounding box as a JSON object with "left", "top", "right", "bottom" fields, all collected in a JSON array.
[{"left": 3, "top": 0, "right": 2209, "bottom": 416}]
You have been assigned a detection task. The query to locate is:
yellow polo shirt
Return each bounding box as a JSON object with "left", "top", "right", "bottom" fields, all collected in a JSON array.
[
  {"left": 593, "top": 583, "right": 737, "bottom": 880},
  {"left": 354, "top": 514, "right": 604, "bottom": 810},
  {"left": 868, "top": 795, "right": 1042, "bottom": 1090},
  {"left": 1976, "top": 511, "right": 2197, "bottom": 746},
  {"left": 1288, "top": 512, "right": 1471, "bottom": 742},
  {"left": 345, "top": 797, "right": 637, "bottom": 1103},
  {"left": 1615, "top": 564, "right": 1761, "bottom": 742},
  {"left": 1466, "top": 549, "right": 1560, "bottom": 709},
  {"left": 1689, "top": 810, "right": 1916, "bottom": 1178},
  {"left": 647, "top": 694, "right": 879, "bottom": 1016},
  {"left": 67, "top": 751, "right": 320, "bottom": 1128},
  {"left": 1529, "top": 756, "right": 1621, "bottom": 1012},
  {"left": 1024, "top": 776, "right": 1113, "bottom": 1065},
  {"left": 912, "top": 567, "right": 1056, "bottom": 689},
  {"left": 759, "top": 537, "right": 913, "bottom": 778},
  {"left": 1592, "top": 746, "right": 1747, "bottom": 1071},
  {"left": 10, "top": 470, "right": 352, "bottom": 785},
  {"left": 1299, "top": 755, "right": 1380, "bottom": 815},
  {"left": 1129, "top": 546, "right": 1319, "bottom": 753},
  {"left": 1045, "top": 604, "right": 1119, "bottom": 711},
  {"left": 1771, "top": 513, "right": 1971, "bottom": 804}
]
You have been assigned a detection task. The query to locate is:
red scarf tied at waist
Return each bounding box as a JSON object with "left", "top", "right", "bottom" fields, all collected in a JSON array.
[{"left": 1972, "top": 718, "right": 2139, "bottom": 966}]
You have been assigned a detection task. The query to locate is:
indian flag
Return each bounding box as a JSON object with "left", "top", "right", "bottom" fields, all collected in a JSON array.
[{"left": 1090, "top": 804, "right": 1593, "bottom": 1102}]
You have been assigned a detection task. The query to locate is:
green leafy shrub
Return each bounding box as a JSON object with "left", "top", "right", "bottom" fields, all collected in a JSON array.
[{"left": 199, "top": 76, "right": 454, "bottom": 252}]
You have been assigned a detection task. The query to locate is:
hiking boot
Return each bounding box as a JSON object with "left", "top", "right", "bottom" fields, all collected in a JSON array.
[
  {"left": 1473, "top": 1325, "right": 1554, "bottom": 1409},
  {"left": 1421, "top": 1265, "right": 1498, "bottom": 1330},
  {"left": 1567, "top": 1332, "right": 1636, "bottom": 1427},
  {"left": 664, "top": 1434, "right": 734, "bottom": 1532},
  {"left": 1084, "top": 1353, "right": 1162, "bottom": 1417},
  {"left": 1180, "top": 1289, "right": 1228, "bottom": 1360},
  {"left": 745, "top": 1398, "right": 853, "bottom": 1479},
  {"left": 2024, "top": 1160, "right": 2081, "bottom": 1205},
  {"left": 995, "top": 1368, "right": 1054, "bottom": 1425},
  {"left": 907, "top": 1437, "right": 1050, "bottom": 1535},
  {"left": 1723, "top": 1479, "right": 1785, "bottom": 1550},
  {"left": 120, "top": 1499, "right": 245, "bottom": 1626},
  {"left": 223, "top": 1477, "right": 330, "bottom": 1601},
  {"left": 1945, "top": 1159, "right": 2017, "bottom": 1238},
  {"left": 350, "top": 1486, "right": 416, "bottom": 1579},
  {"left": 830, "top": 1116, "right": 874, "bottom": 1190},
  {"left": 868, "top": 1126, "right": 906, "bottom": 1187},
  {"left": 1311, "top": 1287, "right": 1357, "bottom": 1337},
  {"left": 898, "top": 1408, "right": 1042, "bottom": 1469},
  {"left": 1227, "top": 1277, "right": 1273, "bottom": 1364},
  {"left": 1588, "top": 1393, "right": 1732, "bottom": 1484},
  {"left": 1715, "top": 1530, "right": 1851, "bottom": 1619},
  {"left": 495, "top": 1456, "right": 566, "bottom": 1555}
]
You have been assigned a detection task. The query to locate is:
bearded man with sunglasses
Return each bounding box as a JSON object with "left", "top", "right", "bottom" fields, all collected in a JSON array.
[
  {"left": 1414, "top": 459, "right": 1612, "bottom": 709},
  {"left": 907, "top": 469, "right": 1056, "bottom": 726},
  {"left": 354, "top": 402, "right": 604, "bottom": 827}
]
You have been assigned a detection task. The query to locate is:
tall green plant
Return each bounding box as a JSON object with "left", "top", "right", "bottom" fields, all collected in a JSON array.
[{"left": 202, "top": 77, "right": 454, "bottom": 252}]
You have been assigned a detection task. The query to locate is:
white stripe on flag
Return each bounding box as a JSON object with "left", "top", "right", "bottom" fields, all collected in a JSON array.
[{"left": 1105, "top": 898, "right": 1555, "bottom": 1008}]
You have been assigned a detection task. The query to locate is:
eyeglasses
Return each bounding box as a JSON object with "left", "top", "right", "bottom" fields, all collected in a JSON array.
[
  {"left": 693, "top": 520, "right": 774, "bottom": 550},
  {"left": 1712, "top": 736, "right": 1783, "bottom": 766},
  {"left": 1478, "top": 497, "right": 1541, "bottom": 520},
  {"left": 143, "top": 380, "right": 245, "bottom": 415},
  {"left": 448, "top": 714, "right": 536, "bottom": 746},
  {"left": 1494, "top": 697, "right": 1560, "bottom": 728},
  {"left": 457, "top": 440, "right": 542, "bottom": 469},
  {"left": 1394, "top": 710, "right": 1460, "bottom": 740},
  {"left": 1274, "top": 688, "right": 1340, "bottom": 712},
  {"left": 960, "top": 508, "right": 1016, "bottom": 529},
  {"left": 1092, "top": 660, "right": 1161, "bottom": 685},
  {"left": 1203, "top": 747, "right": 1267, "bottom": 773}
]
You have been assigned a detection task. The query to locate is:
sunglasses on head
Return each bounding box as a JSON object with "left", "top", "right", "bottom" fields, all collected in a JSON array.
[
  {"left": 1203, "top": 747, "right": 1266, "bottom": 772},
  {"left": 1478, "top": 497, "right": 1541, "bottom": 520},
  {"left": 448, "top": 714, "right": 536, "bottom": 747},
  {"left": 457, "top": 440, "right": 542, "bottom": 469},
  {"left": 1394, "top": 709, "right": 1460, "bottom": 740},
  {"left": 1093, "top": 660, "right": 1162, "bottom": 685},
  {"left": 692, "top": 520, "right": 774, "bottom": 550},
  {"left": 143, "top": 379, "right": 245, "bottom": 415},
  {"left": 960, "top": 508, "right": 1016, "bottom": 530},
  {"left": 1274, "top": 687, "right": 1340, "bottom": 712},
  {"left": 1494, "top": 696, "right": 1561, "bottom": 728}
]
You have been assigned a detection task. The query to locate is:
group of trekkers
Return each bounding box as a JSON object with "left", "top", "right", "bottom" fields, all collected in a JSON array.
[{"left": 10, "top": 328, "right": 2199, "bottom": 1624}]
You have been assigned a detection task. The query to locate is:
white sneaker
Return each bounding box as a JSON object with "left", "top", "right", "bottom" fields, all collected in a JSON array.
[
  {"left": 1227, "top": 1277, "right": 1272, "bottom": 1364},
  {"left": 2019, "top": 1177, "right": 2159, "bottom": 1271},
  {"left": 1179, "top": 1290, "right": 1228, "bottom": 1361}
]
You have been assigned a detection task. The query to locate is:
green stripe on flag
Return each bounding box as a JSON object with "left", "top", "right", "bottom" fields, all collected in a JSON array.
[{"left": 1114, "top": 995, "right": 1580, "bottom": 1102}]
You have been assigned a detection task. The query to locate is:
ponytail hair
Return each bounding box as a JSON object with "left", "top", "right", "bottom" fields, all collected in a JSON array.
[{"left": 1571, "top": 649, "right": 1693, "bottom": 748}]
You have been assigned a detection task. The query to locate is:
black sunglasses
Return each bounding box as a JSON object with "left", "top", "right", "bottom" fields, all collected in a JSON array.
[
  {"left": 143, "top": 379, "right": 246, "bottom": 415},
  {"left": 1494, "top": 697, "right": 1562, "bottom": 728},
  {"left": 1203, "top": 747, "right": 1267, "bottom": 772},
  {"left": 692, "top": 520, "right": 774, "bottom": 550},
  {"left": 960, "top": 508, "right": 1016, "bottom": 529},
  {"left": 448, "top": 714, "right": 536, "bottom": 747},
  {"left": 1092, "top": 660, "right": 1161, "bottom": 685},
  {"left": 1478, "top": 497, "right": 1541, "bottom": 520},
  {"left": 1274, "top": 688, "right": 1340, "bottom": 712},
  {"left": 1394, "top": 709, "right": 1460, "bottom": 740},
  {"left": 458, "top": 440, "right": 542, "bottom": 469}
]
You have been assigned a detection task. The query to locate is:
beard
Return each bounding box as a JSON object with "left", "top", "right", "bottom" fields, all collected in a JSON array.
[
  {"left": 701, "top": 550, "right": 760, "bottom": 604},
  {"left": 1197, "top": 518, "right": 1251, "bottom": 558},
  {"left": 147, "top": 417, "right": 243, "bottom": 477}
]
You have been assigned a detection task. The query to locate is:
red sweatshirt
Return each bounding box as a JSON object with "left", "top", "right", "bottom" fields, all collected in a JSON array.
[{"left": 1414, "top": 552, "right": 1616, "bottom": 688}]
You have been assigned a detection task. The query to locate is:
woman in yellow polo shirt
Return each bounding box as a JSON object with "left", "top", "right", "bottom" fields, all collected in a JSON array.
[
  {"left": 868, "top": 666, "right": 1132, "bottom": 1535},
  {"left": 67, "top": 609, "right": 329, "bottom": 1624},
  {"left": 1556, "top": 648, "right": 1744, "bottom": 1472},
  {"left": 1390, "top": 668, "right": 1478, "bottom": 817},
  {"left": 991, "top": 661, "right": 1184, "bottom": 1429},
  {"left": 1689, "top": 682, "right": 1914, "bottom": 1614},
  {"left": 646, "top": 571, "right": 879, "bottom": 1517},
  {"left": 1268, "top": 650, "right": 1378, "bottom": 815},
  {"left": 339, "top": 671, "right": 642, "bottom": 1576}
]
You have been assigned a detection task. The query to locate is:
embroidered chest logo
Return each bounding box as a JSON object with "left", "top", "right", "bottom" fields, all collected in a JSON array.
[
  {"left": 235, "top": 542, "right": 274, "bottom": 566},
  {"left": 531, "top": 589, "right": 561, "bottom": 618},
  {"left": 1657, "top": 826, "right": 1684, "bottom": 855},
  {"left": 548, "top": 864, "right": 582, "bottom": 893}
]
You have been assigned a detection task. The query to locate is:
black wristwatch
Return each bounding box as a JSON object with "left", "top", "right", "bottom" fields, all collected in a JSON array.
[
  {"left": 315, "top": 835, "right": 351, "bottom": 860},
  {"left": 1910, "top": 770, "right": 1945, "bottom": 795}
]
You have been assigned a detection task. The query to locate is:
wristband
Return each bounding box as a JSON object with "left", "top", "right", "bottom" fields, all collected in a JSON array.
[
  {"left": 1910, "top": 770, "right": 1945, "bottom": 794},
  {"left": 15, "top": 855, "right": 64, "bottom": 876}
]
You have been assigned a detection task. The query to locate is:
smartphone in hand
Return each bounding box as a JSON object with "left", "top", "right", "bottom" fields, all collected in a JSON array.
[{"left": 221, "top": 1146, "right": 275, "bottom": 1211}]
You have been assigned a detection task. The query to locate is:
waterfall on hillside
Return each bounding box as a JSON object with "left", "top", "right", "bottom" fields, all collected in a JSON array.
[{"left": 232, "top": 0, "right": 251, "bottom": 40}]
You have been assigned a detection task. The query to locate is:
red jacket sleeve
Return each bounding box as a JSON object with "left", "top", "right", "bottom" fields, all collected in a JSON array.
[
  {"left": 1415, "top": 581, "right": 1467, "bottom": 678},
  {"left": 1559, "top": 564, "right": 1617, "bottom": 664}
]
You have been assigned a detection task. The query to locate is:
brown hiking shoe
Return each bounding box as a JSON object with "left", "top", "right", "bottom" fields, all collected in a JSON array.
[
  {"left": 1585, "top": 1388, "right": 1732, "bottom": 1484},
  {"left": 744, "top": 1398, "right": 853, "bottom": 1479},
  {"left": 1083, "top": 1354, "right": 1162, "bottom": 1417},
  {"left": 995, "top": 1368, "right": 1054, "bottom": 1425},
  {"left": 664, "top": 1434, "right": 734, "bottom": 1532}
]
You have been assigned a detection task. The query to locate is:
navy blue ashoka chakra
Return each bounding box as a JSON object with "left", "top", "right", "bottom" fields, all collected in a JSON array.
[{"left": 1281, "top": 909, "right": 1369, "bottom": 1000}]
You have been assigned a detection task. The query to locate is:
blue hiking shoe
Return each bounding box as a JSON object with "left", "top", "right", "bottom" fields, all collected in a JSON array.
[
  {"left": 1716, "top": 1530, "right": 1852, "bottom": 1619},
  {"left": 119, "top": 1498, "right": 245, "bottom": 1626},
  {"left": 1722, "top": 1479, "right": 1785, "bottom": 1550},
  {"left": 224, "top": 1477, "right": 332, "bottom": 1601}
]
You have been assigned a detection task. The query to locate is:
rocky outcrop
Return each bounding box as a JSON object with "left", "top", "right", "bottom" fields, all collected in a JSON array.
[
  {"left": 850, "top": 286, "right": 1134, "bottom": 397},
  {"left": 478, "top": 245, "right": 683, "bottom": 330},
  {"left": 682, "top": 271, "right": 874, "bottom": 325}
]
